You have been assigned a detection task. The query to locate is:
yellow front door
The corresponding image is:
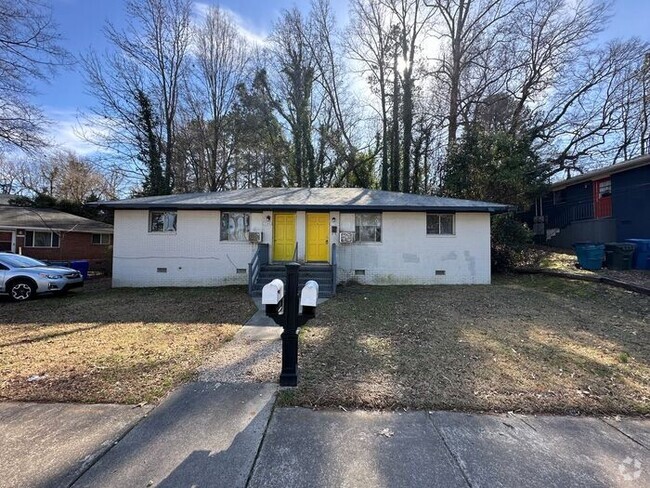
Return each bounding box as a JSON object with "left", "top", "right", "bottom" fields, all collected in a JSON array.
[
  {"left": 273, "top": 213, "right": 296, "bottom": 261},
  {"left": 306, "top": 213, "right": 329, "bottom": 262}
]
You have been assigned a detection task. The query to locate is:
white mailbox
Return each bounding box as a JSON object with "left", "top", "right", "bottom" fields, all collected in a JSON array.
[
  {"left": 300, "top": 280, "right": 319, "bottom": 317},
  {"left": 262, "top": 279, "right": 285, "bottom": 314},
  {"left": 262, "top": 279, "right": 284, "bottom": 304}
]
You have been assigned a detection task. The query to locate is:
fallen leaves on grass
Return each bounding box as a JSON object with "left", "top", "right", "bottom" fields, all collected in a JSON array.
[
  {"left": 289, "top": 275, "right": 649, "bottom": 415},
  {"left": 0, "top": 285, "right": 255, "bottom": 404}
]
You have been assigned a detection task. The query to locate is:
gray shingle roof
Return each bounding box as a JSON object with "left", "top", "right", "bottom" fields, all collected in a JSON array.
[
  {"left": 0, "top": 205, "right": 113, "bottom": 233},
  {"left": 94, "top": 188, "right": 511, "bottom": 213}
]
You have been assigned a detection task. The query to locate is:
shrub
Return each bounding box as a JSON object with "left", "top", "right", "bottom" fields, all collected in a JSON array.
[{"left": 491, "top": 213, "right": 532, "bottom": 271}]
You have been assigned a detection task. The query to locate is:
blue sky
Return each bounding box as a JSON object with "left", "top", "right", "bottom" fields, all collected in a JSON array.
[{"left": 36, "top": 0, "right": 649, "bottom": 154}]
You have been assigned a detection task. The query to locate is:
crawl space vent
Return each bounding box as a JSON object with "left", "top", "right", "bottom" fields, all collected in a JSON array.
[
  {"left": 354, "top": 269, "right": 365, "bottom": 276},
  {"left": 236, "top": 268, "right": 247, "bottom": 274},
  {"left": 157, "top": 267, "right": 168, "bottom": 273},
  {"left": 435, "top": 270, "right": 446, "bottom": 276}
]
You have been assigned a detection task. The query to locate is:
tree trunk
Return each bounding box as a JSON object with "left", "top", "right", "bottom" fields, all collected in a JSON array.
[{"left": 390, "top": 50, "right": 400, "bottom": 192}]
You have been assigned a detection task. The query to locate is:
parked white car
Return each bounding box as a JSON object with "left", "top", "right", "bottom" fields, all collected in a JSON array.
[{"left": 0, "top": 253, "right": 84, "bottom": 301}]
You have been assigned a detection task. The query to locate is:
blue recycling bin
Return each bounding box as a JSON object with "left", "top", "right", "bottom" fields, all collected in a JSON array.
[
  {"left": 69, "top": 260, "right": 90, "bottom": 280},
  {"left": 625, "top": 239, "right": 650, "bottom": 270},
  {"left": 572, "top": 242, "right": 605, "bottom": 270}
]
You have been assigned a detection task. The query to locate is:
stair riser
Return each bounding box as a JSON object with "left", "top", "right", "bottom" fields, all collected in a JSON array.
[
  {"left": 257, "top": 279, "right": 333, "bottom": 286},
  {"left": 251, "top": 291, "right": 334, "bottom": 297}
]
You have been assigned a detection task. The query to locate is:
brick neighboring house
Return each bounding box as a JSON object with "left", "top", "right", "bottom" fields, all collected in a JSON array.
[{"left": 0, "top": 195, "right": 113, "bottom": 273}]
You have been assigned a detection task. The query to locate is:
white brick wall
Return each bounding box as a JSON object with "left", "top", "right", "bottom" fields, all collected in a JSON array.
[
  {"left": 334, "top": 212, "right": 491, "bottom": 285},
  {"left": 112, "top": 209, "right": 262, "bottom": 287},
  {"left": 112, "top": 209, "right": 492, "bottom": 287}
]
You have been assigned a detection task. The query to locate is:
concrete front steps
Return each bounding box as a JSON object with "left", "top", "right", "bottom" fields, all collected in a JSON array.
[{"left": 251, "top": 264, "right": 335, "bottom": 297}]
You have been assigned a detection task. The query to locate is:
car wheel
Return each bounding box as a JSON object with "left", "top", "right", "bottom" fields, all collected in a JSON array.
[{"left": 9, "top": 280, "right": 36, "bottom": 302}]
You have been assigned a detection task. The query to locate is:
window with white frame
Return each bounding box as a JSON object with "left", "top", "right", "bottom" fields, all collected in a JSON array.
[
  {"left": 427, "top": 213, "right": 455, "bottom": 235},
  {"left": 220, "top": 212, "right": 250, "bottom": 241},
  {"left": 25, "top": 230, "right": 60, "bottom": 247},
  {"left": 355, "top": 213, "right": 382, "bottom": 242},
  {"left": 149, "top": 211, "right": 177, "bottom": 232},
  {"left": 598, "top": 180, "right": 611, "bottom": 198},
  {"left": 92, "top": 233, "right": 111, "bottom": 245}
]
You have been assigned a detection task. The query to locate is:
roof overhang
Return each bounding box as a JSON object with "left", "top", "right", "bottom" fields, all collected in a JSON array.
[
  {"left": 0, "top": 225, "right": 113, "bottom": 234},
  {"left": 96, "top": 203, "right": 512, "bottom": 213},
  {"left": 550, "top": 154, "right": 650, "bottom": 191}
]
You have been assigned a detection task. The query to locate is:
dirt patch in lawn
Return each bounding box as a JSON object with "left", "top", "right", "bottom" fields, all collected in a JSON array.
[
  {"left": 284, "top": 275, "right": 649, "bottom": 415},
  {"left": 0, "top": 282, "right": 255, "bottom": 404}
]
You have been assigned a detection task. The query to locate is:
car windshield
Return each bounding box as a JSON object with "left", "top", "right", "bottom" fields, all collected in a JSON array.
[{"left": 0, "top": 254, "right": 48, "bottom": 268}]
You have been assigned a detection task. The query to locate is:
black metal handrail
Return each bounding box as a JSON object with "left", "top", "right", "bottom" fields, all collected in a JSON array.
[
  {"left": 292, "top": 241, "right": 298, "bottom": 262},
  {"left": 547, "top": 201, "right": 595, "bottom": 229},
  {"left": 331, "top": 242, "right": 337, "bottom": 296},
  {"left": 248, "top": 243, "right": 269, "bottom": 294}
]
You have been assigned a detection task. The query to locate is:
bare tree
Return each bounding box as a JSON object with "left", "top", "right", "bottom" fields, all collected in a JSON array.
[
  {"left": 305, "top": 0, "right": 373, "bottom": 187},
  {"left": 429, "top": 0, "right": 519, "bottom": 149},
  {"left": 263, "top": 8, "right": 319, "bottom": 187},
  {"left": 501, "top": 0, "right": 648, "bottom": 173},
  {"left": 0, "top": 0, "right": 70, "bottom": 152},
  {"left": 8, "top": 150, "right": 120, "bottom": 202},
  {"left": 82, "top": 0, "right": 192, "bottom": 191},
  {"left": 639, "top": 53, "right": 650, "bottom": 155},
  {"left": 184, "top": 5, "right": 250, "bottom": 191},
  {"left": 382, "top": 0, "right": 436, "bottom": 191},
  {"left": 347, "top": 0, "right": 396, "bottom": 190}
]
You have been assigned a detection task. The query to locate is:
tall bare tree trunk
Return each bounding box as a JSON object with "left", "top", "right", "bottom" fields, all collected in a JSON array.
[{"left": 390, "top": 49, "right": 400, "bottom": 191}]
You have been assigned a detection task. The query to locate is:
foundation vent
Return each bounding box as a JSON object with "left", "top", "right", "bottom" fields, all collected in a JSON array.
[
  {"left": 354, "top": 269, "right": 366, "bottom": 276},
  {"left": 435, "top": 270, "right": 446, "bottom": 276}
]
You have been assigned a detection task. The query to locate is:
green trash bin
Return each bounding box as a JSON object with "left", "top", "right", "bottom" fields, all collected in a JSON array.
[{"left": 604, "top": 243, "right": 636, "bottom": 270}]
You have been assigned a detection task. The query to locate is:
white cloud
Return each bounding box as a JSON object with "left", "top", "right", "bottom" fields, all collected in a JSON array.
[
  {"left": 44, "top": 108, "right": 105, "bottom": 156},
  {"left": 192, "top": 2, "right": 268, "bottom": 46}
]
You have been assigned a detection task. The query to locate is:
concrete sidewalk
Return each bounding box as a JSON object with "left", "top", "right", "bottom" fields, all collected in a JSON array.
[
  {"left": 3, "top": 386, "right": 648, "bottom": 487},
  {"left": 249, "top": 408, "right": 649, "bottom": 488},
  {"left": 0, "top": 402, "right": 150, "bottom": 488},
  {"left": 71, "top": 382, "right": 276, "bottom": 488}
]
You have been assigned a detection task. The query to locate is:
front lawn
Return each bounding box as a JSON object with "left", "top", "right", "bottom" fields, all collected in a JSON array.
[
  {"left": 0, "top": 281, "right": 255, "bottom": 404},
  {"left": 285, "top": 275, "right": 649, "bottom": 415}
]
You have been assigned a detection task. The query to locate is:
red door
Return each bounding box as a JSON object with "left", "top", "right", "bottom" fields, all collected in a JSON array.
[{"left": 593, "top": 178, "right": 612, "bottom": 219}]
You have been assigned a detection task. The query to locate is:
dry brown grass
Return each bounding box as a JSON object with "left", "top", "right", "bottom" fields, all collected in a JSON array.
[
  {"left": 0, "top": 281, "right": 255, "bottom": 404},
  {"left": 284, "top": 275, "right": 650, "bottom": 415},
  {"left": 521, "top": 246, "right": 650, "bottom": 289}
]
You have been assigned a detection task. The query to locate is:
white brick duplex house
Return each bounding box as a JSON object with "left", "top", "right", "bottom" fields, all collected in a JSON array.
[{"left": 95, "top": 188, "right": 510, "bottom": 295}]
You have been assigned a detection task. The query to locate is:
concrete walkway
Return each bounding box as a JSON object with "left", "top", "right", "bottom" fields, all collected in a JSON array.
[
  {"left": 198, "top": 298, "right": 282, "bottom": 383},
  {"left": 198, "top": 296, "right": 329, "bottom": 383}
]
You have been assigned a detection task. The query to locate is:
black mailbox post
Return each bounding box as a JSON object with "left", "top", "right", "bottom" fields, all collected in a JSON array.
[{"left": 265, "top": 262, "right": 315, "bottom": 386}]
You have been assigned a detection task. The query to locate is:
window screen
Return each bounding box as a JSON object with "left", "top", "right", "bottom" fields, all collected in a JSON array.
[
  {"left": 354, "top": 213, "right": 381, "bottom": 242},
  {"left": 427, "top": 214, "right": 455, "bottom": 235}
]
